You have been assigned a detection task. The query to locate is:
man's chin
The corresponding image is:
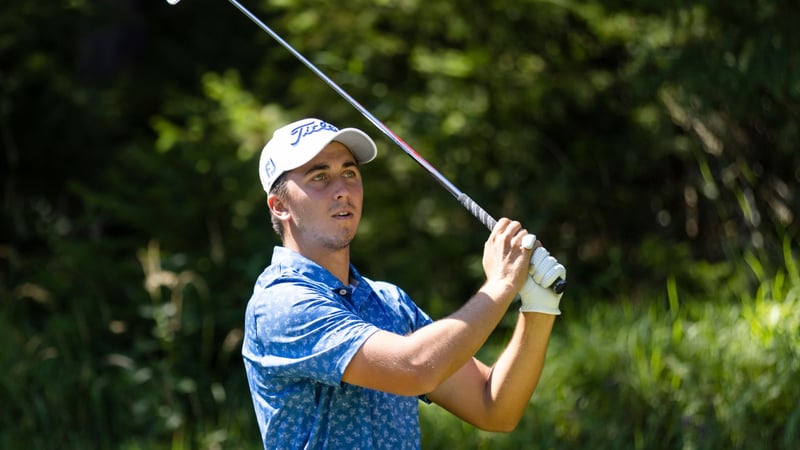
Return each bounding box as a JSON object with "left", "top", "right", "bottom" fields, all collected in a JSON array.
[{"left": 321, "top": 234, "right": 355, "bottom": 251}]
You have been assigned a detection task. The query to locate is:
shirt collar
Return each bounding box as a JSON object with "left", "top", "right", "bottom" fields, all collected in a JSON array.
[{"left": 271, "top": 246, "right": 364, "bottom": 292}]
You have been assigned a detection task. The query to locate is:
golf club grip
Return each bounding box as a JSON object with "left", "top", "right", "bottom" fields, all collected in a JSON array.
[
  {"left": 457, "top": 193, "right": 496, "bottom": 231},
  {"left": 457, "top": 193, "right": 567, "bottom": 294}
]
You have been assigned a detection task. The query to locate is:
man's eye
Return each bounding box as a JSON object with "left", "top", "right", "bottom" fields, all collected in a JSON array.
[
  {"left": 312, "top": 173, "right": 327, "bottom": 181},
  {"left": 343, "top": 170, "right": 357, "bottom": 178}
]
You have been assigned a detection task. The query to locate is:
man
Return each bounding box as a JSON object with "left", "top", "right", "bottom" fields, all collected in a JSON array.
[{"left": 242, "top": 118, "right": 566, "bottom": 449}]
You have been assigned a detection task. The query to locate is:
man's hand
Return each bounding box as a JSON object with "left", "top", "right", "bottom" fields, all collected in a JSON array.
[
  {"left": 482, "top": 219, "right": 534, "bottom": 301},
  {"left": 519, "top": 247, "right": 566, "bottom": 315}
]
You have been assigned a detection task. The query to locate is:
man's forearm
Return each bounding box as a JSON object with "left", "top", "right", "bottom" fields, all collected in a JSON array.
[
  {"left": 405, "top": 281, "right": 519, "bottom": 391},
  {"left": 342, "top": 280, "right": 523, "bottom": 396},
  {"left": 483, "top": 311, "right": 556, "bottom": 429}
]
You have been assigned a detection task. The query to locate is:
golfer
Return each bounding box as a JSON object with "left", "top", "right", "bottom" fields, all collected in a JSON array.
[{"left": 242, "top": 118, "right": 566, "bottom": 449}]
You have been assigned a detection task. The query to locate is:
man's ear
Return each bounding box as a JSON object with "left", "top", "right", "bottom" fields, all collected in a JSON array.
[{"left": 268, "top": 194, "right": 290, "bottom": 219}]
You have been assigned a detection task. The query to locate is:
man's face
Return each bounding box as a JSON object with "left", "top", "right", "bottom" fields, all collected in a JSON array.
[{"left": 276, "top": 141, "right": 364, "bottom": 251}]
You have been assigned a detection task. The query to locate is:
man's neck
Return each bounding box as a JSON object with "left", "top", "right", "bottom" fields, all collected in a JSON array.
[{"left": 285, "top": 241, "right": 351, "bottom": 285}]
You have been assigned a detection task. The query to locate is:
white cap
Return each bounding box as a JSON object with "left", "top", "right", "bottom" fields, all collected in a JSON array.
[{"left": 258, "top": 118, "right": 378, "bottom": 193}]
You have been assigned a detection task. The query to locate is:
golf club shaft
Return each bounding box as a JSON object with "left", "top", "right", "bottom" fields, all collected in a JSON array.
[{"left": 226, "top": 0, "right": 566, "bottom": 294}]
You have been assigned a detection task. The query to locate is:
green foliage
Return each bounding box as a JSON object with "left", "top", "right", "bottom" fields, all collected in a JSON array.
[
  {"left": 421, "top": 238, "right": 800, "bottom": 449},
  {"left": 1, "top": 0, "right": 798, "bottom": 448}
]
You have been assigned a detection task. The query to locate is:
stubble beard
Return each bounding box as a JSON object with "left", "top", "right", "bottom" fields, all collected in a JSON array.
[
  {"left": 287, "top": 195, "right": 361, "bottom": 252},
  {"left": 299, "top": 214, "right": 359, "bottom": 251},
  {"left": 321, "top": 234, "right": 354, "bottom": 251}
]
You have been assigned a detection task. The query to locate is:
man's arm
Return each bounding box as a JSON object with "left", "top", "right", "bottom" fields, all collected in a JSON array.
[
  {"left": 342, "top": 283, "right": 516, "bottom": 396},
  {"left": 341, "top": 218, "right": 532, "bottom": 396},
  {"left": 426, "top": 311, "right": 556, "bottom": 432}
]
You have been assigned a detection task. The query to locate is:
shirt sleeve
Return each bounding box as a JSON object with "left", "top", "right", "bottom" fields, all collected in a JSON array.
[{"left": 245, "top": 282, "right": 380, "bottom": 386}]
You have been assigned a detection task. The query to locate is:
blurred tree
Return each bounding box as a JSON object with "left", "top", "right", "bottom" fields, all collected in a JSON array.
[{"left": 1, "top": 0, "right": 797, "bottom": 448}]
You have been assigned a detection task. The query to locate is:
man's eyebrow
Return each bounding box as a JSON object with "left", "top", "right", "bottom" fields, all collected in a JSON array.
[
  {"left": 303, "top": 163, "right": 330, "bottom": 175},
  {"left": 303, "top": 160, "right": 359, "bottom": 176}
]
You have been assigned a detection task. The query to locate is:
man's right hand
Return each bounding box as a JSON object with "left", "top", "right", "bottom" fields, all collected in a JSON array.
[{"left": 481, "top": 218, "right": 534, "bottom": 301}]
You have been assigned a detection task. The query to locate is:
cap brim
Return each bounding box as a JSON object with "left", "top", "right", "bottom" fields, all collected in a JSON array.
[{"left": 331, "top": 128, "right": 377, "bottom": 165}]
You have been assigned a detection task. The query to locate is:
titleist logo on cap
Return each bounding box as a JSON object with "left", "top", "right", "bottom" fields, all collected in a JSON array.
[{"left": 288, "top": 120, "right": 338, "bottom": 146}]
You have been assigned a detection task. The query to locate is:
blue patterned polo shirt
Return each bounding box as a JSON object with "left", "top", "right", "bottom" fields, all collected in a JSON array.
[{"left": 243, "top": 246, "right": 434, "bottom": 449}]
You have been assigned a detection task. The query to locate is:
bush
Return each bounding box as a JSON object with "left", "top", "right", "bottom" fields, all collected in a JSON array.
[{"left": 421, "top": 239, "right": 800, "bottom": 449}]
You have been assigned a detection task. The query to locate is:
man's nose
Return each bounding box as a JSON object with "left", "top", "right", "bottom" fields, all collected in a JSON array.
[{"left": 332, "top": 176, "right": 350, "bottom": 199}]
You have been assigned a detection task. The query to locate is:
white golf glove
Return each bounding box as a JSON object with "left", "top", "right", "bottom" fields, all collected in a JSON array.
[{"left": 519, "top": 247, "right": 566, "bottom": 315}]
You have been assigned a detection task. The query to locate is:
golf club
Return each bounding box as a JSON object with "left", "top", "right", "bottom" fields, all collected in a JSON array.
[{"left": 167, "top": 0, "right": 567, "bottom": 294}]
